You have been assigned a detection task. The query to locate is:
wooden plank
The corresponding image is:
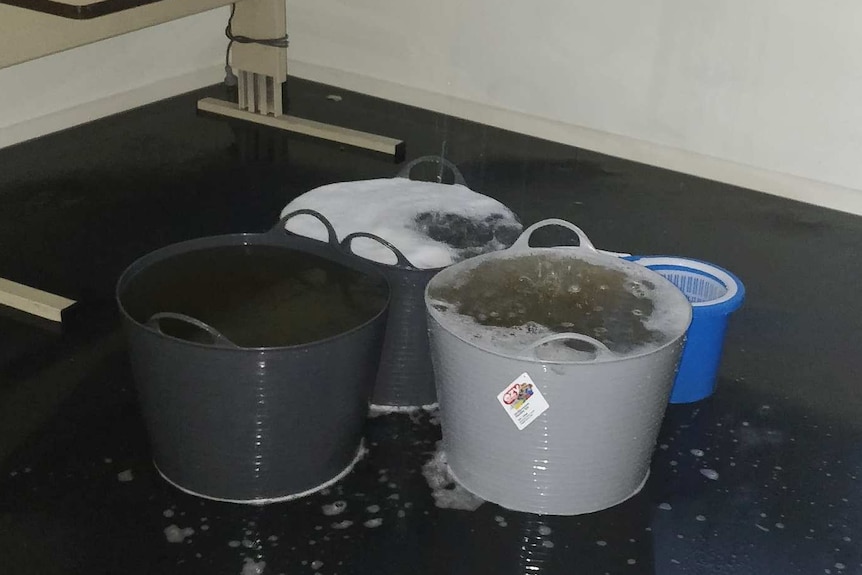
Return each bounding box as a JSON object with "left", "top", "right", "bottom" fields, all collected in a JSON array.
[
  {"left": 197, "top": 97, "right": 405, "bottom": 158},
  {"left": 0, "top": 278, "right": 76, "bottom": 322}
]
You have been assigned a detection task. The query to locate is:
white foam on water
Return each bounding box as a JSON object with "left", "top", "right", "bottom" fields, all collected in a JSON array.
[
  {"left": 241, "top": 558, "right": 266, "bottom": 575},
  {"left": 228, "top": 540, "right": 241, "bottom": 548},
  {"left": 311, "top": 560, "right": 324, "bottom": 570},
  {"left": 542, "top": 540, "right": 555, "bottom": 548},
  {"left": 365, "top": 505, "right": 380, "bottom": 513},
  {"left": 331, "top": 520, "right": 353, "bottom": 530},
  {"left": 690, "top": 449, "right": 705, "bottom": 457},
  {"left": 281, "top": 178, "right": 521, "bottom": 269},
  {"left": 164, "top": 525, "right": 194, "bottom": 543},
  {"left": 321, "top": 501, "right": 347, "bottom": 516},
  {"left": 427, "top": 251, "right": 691, "bottom": 360},
  {"left": 363, "top": 518, "right": 384, "bottom": 528},
  {"left": 117, "top": 469, "right": 134, "bottom": 482},
  {"left": 163, "top": 509, "right": 174, "bottom": 518},
  {"left": 537, "top": 525, "right": 552, "bottom": 536},
  {"left": 421, "top": 443, "right": 485, "bottom": 511}
]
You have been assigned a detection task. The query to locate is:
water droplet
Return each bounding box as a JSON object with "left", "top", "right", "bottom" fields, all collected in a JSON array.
[
  {"left": 659, "top": 502, "right": 672, "bottom": 511},
  {"left": 690, "top": 448, "right": 704, "bottom": 457},
  {"left": 538, "top": 525, "right": 552, "bottom": 535},
  {"left": 541, "top": 540, "right": 554, "bottom": 548},
  {"left": 696, "top": 515, "right": 706, "bottom": 522}
]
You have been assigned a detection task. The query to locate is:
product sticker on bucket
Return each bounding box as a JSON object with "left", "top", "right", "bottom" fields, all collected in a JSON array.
[{"left": 497, "top": 373, "right": 549, "bottom": 430}]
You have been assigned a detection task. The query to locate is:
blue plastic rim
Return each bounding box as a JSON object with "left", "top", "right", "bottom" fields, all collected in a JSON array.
[{"left": 626, "top": 256, "right": 745, "bottom": 403}]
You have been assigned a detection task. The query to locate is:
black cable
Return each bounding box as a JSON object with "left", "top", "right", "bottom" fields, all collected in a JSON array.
[
  {"left": 226, "top": 3, "right": 289, "bottom": 48},
  {"left": 223, "top": 3, "right": 289, "bottom": 86}
]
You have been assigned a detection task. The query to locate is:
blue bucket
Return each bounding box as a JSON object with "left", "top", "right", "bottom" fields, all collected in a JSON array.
[{"left": 625, "top": 256, "right": 745, "bottom": 403}]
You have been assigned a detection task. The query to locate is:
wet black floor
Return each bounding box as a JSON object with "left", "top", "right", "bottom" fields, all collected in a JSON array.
[{"left": 1, "top": 78, "right": 861, "bottom": 575}]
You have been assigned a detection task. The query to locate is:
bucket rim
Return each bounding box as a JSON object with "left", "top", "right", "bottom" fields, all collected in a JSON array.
[
  {"left": 153, "top": 440, "right": 367, "bottom": 505},
  {"left": 626, "top": 256, "right": 745, "bottom": 314},
  {"left": 115, "top": 231, "right": 391, "bottom": 352},
  {"left": 425, "top": 246, "right": 692, "bottom": 365}
]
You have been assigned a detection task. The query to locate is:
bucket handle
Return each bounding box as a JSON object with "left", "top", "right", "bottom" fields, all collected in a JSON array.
[
  {"left": 397, "top": 155, "right": 467, "bottom": 186},
  {"left": 509, "top": 219, "right": 631, "bottom": 257},
  {"left": 341, "top": 231, "right": 419, "bottom": 270},
  {"left": 269, "top": 209, "right": 340, "bottom": 247},
  {"left": 510, "top": 219, "right": 599, "bottom": 252},
  {"left": 521, "top": 332, "right": 613, "bottom": 360},
  {"left": 146, "top": 312, "right": 241, "bottom": 349}
]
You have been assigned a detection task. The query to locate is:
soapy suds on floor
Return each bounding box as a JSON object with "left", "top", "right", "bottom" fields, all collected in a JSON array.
[
  {"left": 321, "top": 501, "right": 347, "bottom": 516},
  {"left": 363, "top": 518, "right": 384, "bottom": 528},
  {"left": 164, "top": 525, "right": 194, "bottom": 543},
  {"left": 422, "top": 443, "right": 485, "bottom": 511},
  {"left": 368, "top": 403, "right": 439, "bottom": 418},
  {"left": 280, "top": 178, "right": 521, "bottom": 269},
  {"left": 700, "top": 468, "right": 720, "bottom": 480},
  {"left": 117, "top": 469, "right": 134, "bottom": 482},
  {"left": 240, "top": 558, "right": 266, "bottom": 575}
]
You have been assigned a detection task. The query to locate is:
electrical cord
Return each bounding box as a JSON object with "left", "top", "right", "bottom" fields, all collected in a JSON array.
[{"left": 223, "top": 3, "right": 289, "bottom": 86}]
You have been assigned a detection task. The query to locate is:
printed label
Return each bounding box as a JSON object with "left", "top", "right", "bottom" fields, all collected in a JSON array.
[{"left": 496, "top": 372, "right": 549, "bottom": 430}]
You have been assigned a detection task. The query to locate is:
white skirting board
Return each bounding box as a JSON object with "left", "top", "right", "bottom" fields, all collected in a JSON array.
[
  {"left": 2, "top": 58, "right": 860, "bottom": 216},
  {"left": 288, "top": 60, "right": 862, "bottom": 218},
  {"left": 0, "top": 64, "right": 223, "bottom": 150}
]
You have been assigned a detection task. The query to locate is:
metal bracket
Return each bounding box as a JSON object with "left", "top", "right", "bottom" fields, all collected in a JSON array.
[{"left": 198, "top": 0, "right": 404, "bottom": 159}]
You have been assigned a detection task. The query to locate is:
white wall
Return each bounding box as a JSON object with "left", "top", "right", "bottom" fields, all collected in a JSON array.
[
  {"left": 286, "top": 0, "right": 862, "bottom": 211},
  {"left": 0, "top": 7, "right": 228, "bottom": 148},
  {"left": 1, "top": 0, "right": 861, "bottom": 213}
]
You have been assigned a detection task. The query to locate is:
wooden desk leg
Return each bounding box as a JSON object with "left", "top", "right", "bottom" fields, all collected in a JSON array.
[{"left": 198, "top": 0, "right": 404, "bottom": 159}]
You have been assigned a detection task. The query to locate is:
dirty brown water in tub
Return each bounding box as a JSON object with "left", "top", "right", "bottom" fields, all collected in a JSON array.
[
  {"left": 428, "top": 253, "right": 663, "bottom": 354},
  {"left": 122, "top": 246, "right": 388, "bottom": 347}
]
